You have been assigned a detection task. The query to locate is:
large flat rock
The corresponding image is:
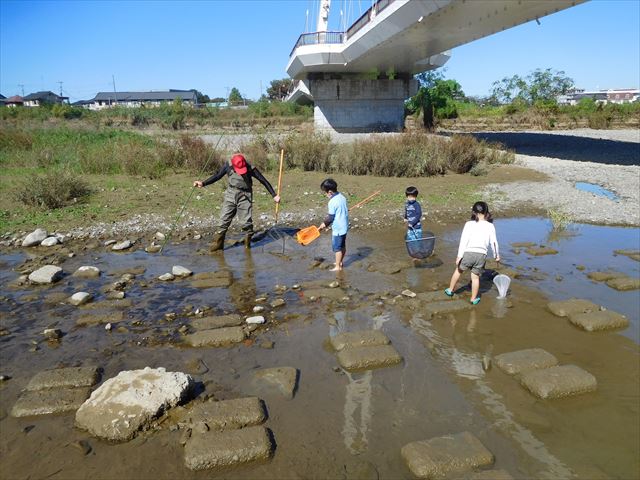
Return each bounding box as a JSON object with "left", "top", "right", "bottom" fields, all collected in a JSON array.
[
  {"left": 587, "top": 271, "right": 624, "bottom": 282},
  {"left": 494, "top": 349, "right": 558, "bottom": 375},
  {"left": 470, "top": 469, "right": 514, "bottom": 480},
  {"left": 547, "top": 299, "right": 599, "bottom": 317},
  {"left": 253, "top": 367, "right": 298, "bottom": 399},
  {"left": 184, "top": 426, "right": 273, "bottom": 471},
  {"left": 28, "top": 265, "right": 63, "bottom": 284},
  {"left": 182, "top": 397, "right": 266, "bottom": 430},
  {"left": 191, "top": 314, "right": 243, "bottom": 330},
  {"left": 605, "top": 275, "right": 640, "bottom": 291},
  {"left": 568, "top": 310, "right": 629, "bottom": 332},
  {"left": 401, "top": 431, "right": 494, "bottom": 479},
  {"left": 26, "top": 367, "right": 100, "bottom": 391},
  {"left": 190, "top": 271, "right": 232, "bottom": 289},
  {"left": 184, "top": 327, "right": 246, "bottom": 347},
  {"left": 520, "top": 365, "right": 597, "bottom": 399},
  {"left": 424, "top": 300, "right": 472, "bottom": 318},
  {"left": 337, "top": 344, "right": 402, "bottom": 371},
  {"left": 330, "top": 330, "right": 390, "bottom": 352},
  {"left": 76, "top": 311, "right": 125, "bottom": 326},
  {"left": 75, "top": 367, "right": 193, "bottom": 441},
  {"left": 11, "top": 387, "right": 92, "bottom": 417}
]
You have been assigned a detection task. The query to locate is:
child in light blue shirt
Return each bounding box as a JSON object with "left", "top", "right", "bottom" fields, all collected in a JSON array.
[{"left": 318, "top": 178, "right": 349, "bottom": 271}]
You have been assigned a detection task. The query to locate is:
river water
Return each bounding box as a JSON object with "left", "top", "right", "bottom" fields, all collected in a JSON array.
[{"left": 0, "top": 218, "right": 638, "bottom": 479}]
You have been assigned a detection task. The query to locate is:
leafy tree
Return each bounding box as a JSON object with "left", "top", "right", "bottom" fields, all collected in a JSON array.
[
  {"left": 266, "top": 78, "right": 293, "bottom": 101},
  {"left": 490, "top": 68, "right": 574, "bottom": 105},
  {"left": 228, "top": 87, "right": 243, "bottom": 106},
  {"left": 407, "top": 70, "right": 464, "bottom": 130},
  {"left": 190, "top": 89, "right": 210, "bottom": 104},
  {"left": 210, "top": 97, "right": 226, "bottom": 103}
]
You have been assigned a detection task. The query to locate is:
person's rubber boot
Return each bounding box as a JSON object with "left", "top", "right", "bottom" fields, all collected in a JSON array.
[
  {"left": 209, "top": 232, "right": 225, "bottom": 252},
  {"left": 244, "top": 233, "right": 253, "bottom": 249}
]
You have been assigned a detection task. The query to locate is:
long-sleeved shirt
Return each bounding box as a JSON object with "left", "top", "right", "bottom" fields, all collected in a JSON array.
[
  {"left": 202, "top": 163, "right": 277, "bottom": 197},
  {"left": 457, "top": 220, "right": 499, "bottom": 259},
  {"left": 404, "top": 200, "right": 422, "bottom": 229}
]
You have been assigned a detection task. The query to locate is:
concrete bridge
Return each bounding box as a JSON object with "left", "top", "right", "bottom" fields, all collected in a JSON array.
[{"left": 286, "top": 0, "right": 584, "bottom": 133}]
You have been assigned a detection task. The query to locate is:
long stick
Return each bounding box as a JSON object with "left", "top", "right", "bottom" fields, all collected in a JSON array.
[
  {"left": 274, "top": 149, "right": 284, "bottom": 223},
  {"left": 350, "top": 189, "right": 381, "bottom": 210}
]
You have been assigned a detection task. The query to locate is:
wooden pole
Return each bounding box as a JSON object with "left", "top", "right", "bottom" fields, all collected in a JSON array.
[{"left": 274, "top": 149, "right": 285, "bottom": 223}]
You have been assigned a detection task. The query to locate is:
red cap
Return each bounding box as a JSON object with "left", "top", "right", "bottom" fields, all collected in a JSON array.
[{"left": 231, "top": 154, "right": 248, "bottom": 175}]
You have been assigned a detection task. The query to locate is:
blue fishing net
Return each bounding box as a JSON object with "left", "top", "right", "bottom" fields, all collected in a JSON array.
[{"left": 406, "top": 230, "right": 436, "bottom": 259}]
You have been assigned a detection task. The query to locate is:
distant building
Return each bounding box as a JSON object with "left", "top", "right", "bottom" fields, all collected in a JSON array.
[
  {"left": 3, "top": 95, "right": 24, "bottom": 107},
  {"left": 558, "top": 88, "right": 639, "bottom": 105},
  {"left": 23, "top": 91, "right": 69, "bottom": 107},
  {"left": 85, "top": 90, "right": 198, "bottom": 110}
]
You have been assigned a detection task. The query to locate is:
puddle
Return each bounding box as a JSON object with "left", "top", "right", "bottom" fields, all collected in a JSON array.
[
  {"left": 575, "top": 181, "right": 619, "bottom": 202},
  {"left": 0, "top": 219, "right": 638, "bottom": 479}
]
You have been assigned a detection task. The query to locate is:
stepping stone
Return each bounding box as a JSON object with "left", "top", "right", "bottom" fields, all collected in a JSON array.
[
  {"left": 182, "top": 397, "right": 266, "bottom": 431},
  {"left": 337, "top": 344, "right": 402, "bottom": 371},
  {"left": 471, "top": 469, "right": 514, "bottom": 480},
  {"left": 28, "top": 265, "right": 63, "bottom": 284},
  {"left": 494, "top": 349, "right": 558, "bottom": 375},
  {"left": 401, "top": 431, "right": 494, "bottom": 479},
  {"left": 190, "top": 272, "right": 232, "bottom": 289},
  {"left": 547, "top": 299, "right": 599, "bottom": 317},
  {"left": 614, "top": 249, "right": 640, "bottom": 261},
  {"left": 424, "top": 300, "right": 472, "bottom": 318},
  {"left": 75, "top": 367, "right": 193, "bottom": 442},
  {"left": 569, "top": 310, "right": 629, "bottom": 332},
  {"left": 73, "top": 266, "right": 101, "bottom": 279},
  {"left": 184, "top": 425, "right": 273, "bottom": 471},
  {"left": 11, "top": 387, "right": 92, "bottom": 417},
  {"left": 587, "top": 271, "right": 624, "bottom": 282},
  {"left": 519, "top": 365, "right": 597, "bottom": 399},
  {"left": 191, "top": 314, "right": 243, "bottom": 330},
  {"left": 184, "top": 327, "right": 246, "bottom": 347},
  {"left": 606, "top": 276, "right": 640, "bottom": 291},
  {"left": 525, "top": 246, "right": 558, "bottom": 256},
  {"left": 76, "top": 311, "right": 125, "bottom": 326},
  {"left": 253, "top": 367, "right": 298, "bottom": 399},
  {"left": 330, "top": 330, "right": 390, "bottom": 352},
  {"left": 26, "top": 367, "right": 100, "bottom": 391}
]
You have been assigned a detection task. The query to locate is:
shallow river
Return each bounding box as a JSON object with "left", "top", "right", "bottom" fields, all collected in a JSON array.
[{"left": 0, "top": 218, "right": 638, "bottom": 479}]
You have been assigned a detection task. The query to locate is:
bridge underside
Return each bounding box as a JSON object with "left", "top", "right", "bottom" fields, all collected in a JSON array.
[{"left": 287, "top": 0, "right": 585, "bottom": 133}]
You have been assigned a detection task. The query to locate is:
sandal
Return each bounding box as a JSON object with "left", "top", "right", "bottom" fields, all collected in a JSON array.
[
  {"left": 444, "top": 288, "right": 454, "bottom": 297},
  {"left": 470, "top": 297, "right": 481, "bottom": 305}
]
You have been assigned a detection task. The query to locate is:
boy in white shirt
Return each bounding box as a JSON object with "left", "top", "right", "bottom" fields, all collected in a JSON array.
[{"left": 445, "top": 201, "right": 500, "bottom": 305}]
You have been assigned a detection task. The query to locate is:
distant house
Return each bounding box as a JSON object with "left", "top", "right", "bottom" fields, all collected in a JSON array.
[
  {"left": 3, "top": 95, "right": 24, "bottom": 107},
  {"left": 558, "top": 88, "right": 639, "bottom": 105},
  {"left": 23, "top": 91, "right": 69, "bottom": 107},
  {"left": 85, "top": 90, "right": 198, "bottom": 110},
  {"left": 607, "top": 89, "right": 639, "bottom": 104},
  {"left": 0, "top": 93, "right": 5, "bottom": 104}
]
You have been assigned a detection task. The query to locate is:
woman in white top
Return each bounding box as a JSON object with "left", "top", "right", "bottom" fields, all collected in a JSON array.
[{"left": 445, "top": 201, "right": 500, "bottom": 305}]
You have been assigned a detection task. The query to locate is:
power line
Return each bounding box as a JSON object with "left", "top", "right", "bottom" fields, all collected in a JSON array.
[{"left": 18, "top": 84, "right": 24, "bottom": 96}]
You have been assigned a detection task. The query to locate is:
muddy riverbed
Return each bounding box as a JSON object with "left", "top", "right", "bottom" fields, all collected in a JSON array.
[{"left": 0, "top": 219, "right": 638, "bottom": 479}]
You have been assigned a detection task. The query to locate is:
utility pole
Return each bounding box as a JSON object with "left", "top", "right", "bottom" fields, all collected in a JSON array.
[
  {"left": 18, "top": 84, "right": 24, "bottom": 96},
  {"left": 112, "top": 74, "right": 117, "bottom": 104},
  {"left": 57, "top": 81, "right": 63, "bottom": 97}
]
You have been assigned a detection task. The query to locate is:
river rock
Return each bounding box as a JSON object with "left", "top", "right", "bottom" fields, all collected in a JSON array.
[
  {"left": 26, "top": 367, "right": 100, "bottom": 391},
  {"left": 494, "top": 349, "right": 558, "bottom": 375},
  {"left": 401, "top": 289, "right": 417, "bottom": 298},
  {"left": 401, "top": 431, "right": 494, "bottom": 479},
  {"left": 69, "top": 292, "right": 93, "bottom": 306},
  {"left": 172, "top": 265, "right": 193, "bottom": 277},
  {"left": 184, "top": 426, "right": 273, "bottom": 471},
  {"left": 111, "top": 240, "right": 133, "bottom": 251},
  {"left": 330, "top": 330, "right": 390, "bottom": 352},
  {"left": 587, "top": 271, "right": 624, "bottom": 282},
  {"left": 253, "top": 367, "right": 298, "bottom": 399},
  {"left": 470, "top": 469, "right": 514, "bottom": 480},
  {"left": 337, "top": 345, "right": 402, "bottom": 371},
  {"left": 75, "top": 367, "right": 193, "bottom": 441},
  {"left": 43, "top": 328, "right": 62, "bottom": 340},
  {"left": 159, "top": 273, "right": 175, "bottom": 281},
  {"left": 73, "top": 266, "right": 101, "bottom": 279},
  {"left": 190, "top": 271, "right": 232, "bottom": 289},
  {"left": 22, "top": 228, "right": 48, "bottom": 247},
  {"left": 181, "top": 397, "right": 266, "bottom": 431},
  {"left": 28, "top": 265, "right": 63, "bottom": 284},
  {"left": 12, "top": 387, "right": 92, "bottom": 417},
  {"left": 568, "top": 310, "right": 629, "bottom": 332},
  {"left": 184, "top": 327, "right": 246, "bottom": 347},
  {"left": 547, "top": 299, "right": 599, "bottom": 317},
  {"left": 270, "top": 298, "right": 285, "bottom": 308},
  {"left": 605, "top": 275, "right": 640, "bottom": 291},
  {"left": 424, "top": 300, "right": 472, "bottom": 318},
  {"left": 253, "top": 305, "right": 265, "bottom": 313},
  {"left": 519, "top": 365, "right": 597, "bottom": 399},
  {"left": 192, "top": 314, "right": 243, "bottom": 330},
  {"left": 41, "top": 236, "right": 60, "bottom": 247},
  {"left": 246, "top": 316, "right": 265, "bottom": 325},
  {"left": 145, "top": 244, "right": 162, "bottom": 253},
  {"left": 525, "top": 246, "right": 558, "bottom": 256}
]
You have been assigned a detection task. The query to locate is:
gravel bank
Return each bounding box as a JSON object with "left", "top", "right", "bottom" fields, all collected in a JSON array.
[{"left": 482, "top": 129, "right": 640, "bottom": 226}]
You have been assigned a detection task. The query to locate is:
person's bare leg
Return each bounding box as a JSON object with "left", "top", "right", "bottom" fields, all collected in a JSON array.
[
  {"left": 331, "top": 250, "right": 344, "bottom": 271},
  {"left": 448, "top": 268, "right": 462, "bottom": 292},
  {"left": 470, "top": 272, "right": 480, "bottom": 301}
]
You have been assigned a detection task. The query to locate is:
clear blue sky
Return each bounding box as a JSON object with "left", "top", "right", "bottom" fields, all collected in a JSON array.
[{"left": 1, "top": 0, "right": 638, "bottom": 101}]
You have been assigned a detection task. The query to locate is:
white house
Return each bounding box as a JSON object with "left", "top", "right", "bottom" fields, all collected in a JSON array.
[{"left": 86, "top": 90, "right": 198, "bottom": 110}]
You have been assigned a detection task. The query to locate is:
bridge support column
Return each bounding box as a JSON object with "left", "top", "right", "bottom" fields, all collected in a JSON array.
[{"left": 309, "top": 78, "right": 418, "bottom": 133}]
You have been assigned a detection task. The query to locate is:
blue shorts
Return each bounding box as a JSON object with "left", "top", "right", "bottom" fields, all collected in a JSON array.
[{"left": 332, "top": 234, "right": 346, "bottom": 252}]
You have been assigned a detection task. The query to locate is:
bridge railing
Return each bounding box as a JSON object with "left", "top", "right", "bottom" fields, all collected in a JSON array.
[
  {"left": 346, "top": 0, "right": 395, "bottom": 40},
  {"left": 289, "top": 31, "right": 345, "bottom": 57}
]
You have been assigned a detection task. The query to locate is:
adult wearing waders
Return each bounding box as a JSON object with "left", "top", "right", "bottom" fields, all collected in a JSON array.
[{"left": 193, "top": 154, "right": 280, "bottom": 251}]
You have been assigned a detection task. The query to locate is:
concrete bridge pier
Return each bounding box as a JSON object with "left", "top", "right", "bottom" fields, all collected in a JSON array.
[{"left": 309, "top": 77, "right": 418, "bottom": 133}]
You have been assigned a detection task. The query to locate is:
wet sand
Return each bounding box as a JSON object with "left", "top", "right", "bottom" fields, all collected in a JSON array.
[{"left": 0, "top": 219, "right": 638, "bottom": 479}]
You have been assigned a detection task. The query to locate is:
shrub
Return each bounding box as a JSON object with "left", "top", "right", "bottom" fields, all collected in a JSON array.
[
  {"left": 237, "top": 134, "right": 274, "bottom": 171},
  {"left": 168, "top": 135, "right": 223, "bottom": 174},
  {"left": 0, "top": 128, "right": 33, "bottom": 151},
  {"left": 281, "top": 132, "right": 333, "bottom": 171},
  {"left": 547, "top": 208, "right": 573, "bottom": 231},
  {"left": 15, "top": 171, "right": 91, "bottom": 209},
  {"left": 588, "top": 111, "right": 612, "bottom": 129}
]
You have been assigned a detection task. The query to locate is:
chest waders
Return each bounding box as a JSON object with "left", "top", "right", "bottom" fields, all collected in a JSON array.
[{"left": 210, "top": 162, "right": 254, "bottom": 252}]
